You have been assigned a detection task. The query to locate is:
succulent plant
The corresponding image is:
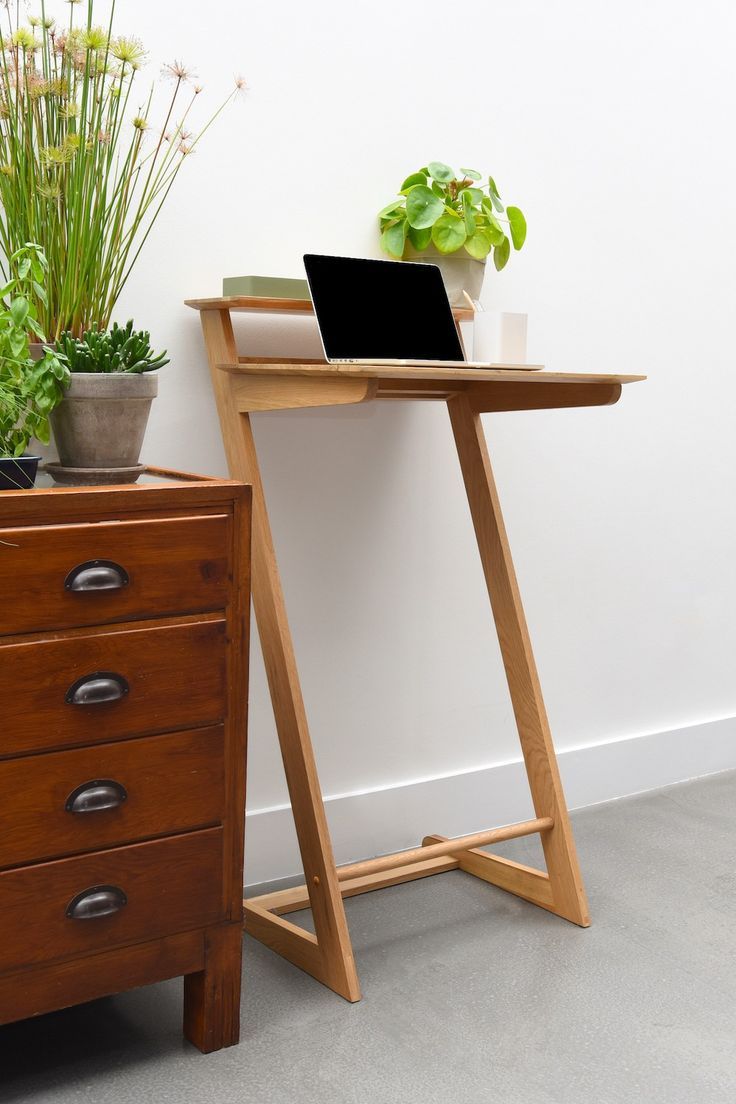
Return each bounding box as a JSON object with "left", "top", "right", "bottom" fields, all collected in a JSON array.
[{"left": 56, "top": 320, "right": 169, "bottom": 374}]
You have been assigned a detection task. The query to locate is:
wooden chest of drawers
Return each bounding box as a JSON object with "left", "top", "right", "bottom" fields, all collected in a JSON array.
[{"left": 0, "top": 468, "right": 250, "bottom": 1053}]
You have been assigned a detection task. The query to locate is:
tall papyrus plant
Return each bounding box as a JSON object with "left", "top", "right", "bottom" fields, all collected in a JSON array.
[{"left": 0, "top": 0, "right": 243, "bottom": 339}]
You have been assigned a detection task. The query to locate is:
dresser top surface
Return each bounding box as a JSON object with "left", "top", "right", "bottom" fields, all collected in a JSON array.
[
  {"left": 0, "top": 466, "right": 249, "bottom": 524},
  {"left": 0, "top": 465, "right": 243, "bottom": 495}
]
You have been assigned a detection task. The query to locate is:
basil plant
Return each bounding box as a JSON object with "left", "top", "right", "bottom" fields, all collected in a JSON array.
[{"left": 378, "top": 162, "right": 527, "bottom": 271}]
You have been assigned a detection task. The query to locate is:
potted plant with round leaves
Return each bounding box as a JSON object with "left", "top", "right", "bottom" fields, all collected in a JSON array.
[
  {"left": 377, "top": 162, "right": 527, "bottom": 305},
  {"left": 0, "top": 245, "right": 69, "bottom": 490},
  {"left": 48, "top": 321, "right": 169, "bottom": 484}
]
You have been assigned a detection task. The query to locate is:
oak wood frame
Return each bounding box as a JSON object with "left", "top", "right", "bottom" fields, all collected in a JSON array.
[{"left": 189, "top": 297, "right": 643, "bottom": 1001}]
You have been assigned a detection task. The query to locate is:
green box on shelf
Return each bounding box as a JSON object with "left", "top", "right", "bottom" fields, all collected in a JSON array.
[{"left": 222, "top": 275, "right": 311, "bottom": 300}]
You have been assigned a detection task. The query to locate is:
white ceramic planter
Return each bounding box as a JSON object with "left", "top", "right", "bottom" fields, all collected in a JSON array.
[
  {"left": 50, "top": 372, "right": 158, "bottom": 469},
  {"left": 402, "top": 242, "right": 485, "bottom": 306}
]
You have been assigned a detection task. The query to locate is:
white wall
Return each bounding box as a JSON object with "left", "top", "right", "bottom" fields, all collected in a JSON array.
[{"left": 114, "top": 0, "right": 736, "bottom": 884}]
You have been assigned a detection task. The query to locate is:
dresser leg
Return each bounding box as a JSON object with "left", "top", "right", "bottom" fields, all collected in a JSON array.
[{"left": 183, "top": 922, "right": 243, "bottom": 1053}]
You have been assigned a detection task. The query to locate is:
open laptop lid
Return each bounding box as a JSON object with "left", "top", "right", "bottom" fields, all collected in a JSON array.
[{"left": 303, "top": 254, "right": 465, "bottom": 362}]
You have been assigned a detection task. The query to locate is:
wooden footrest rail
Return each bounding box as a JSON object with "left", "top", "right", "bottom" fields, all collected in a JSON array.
[
  {"left": 243, "top": 815, "right": 567, "bottom": 1000},
  {"left": 333, "top": 816, "right": 553, "bottom": 882},
  {"left": 247, "top": 816, "right": 553, "bottom": 915}
]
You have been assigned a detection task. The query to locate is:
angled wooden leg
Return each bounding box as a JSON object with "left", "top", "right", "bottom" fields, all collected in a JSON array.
[
  {"left": 448, "top": 393, "right": 590, "bottom": 926},
  {"left": 199, "top": 310, "right": 361, "bottom": 1001}
]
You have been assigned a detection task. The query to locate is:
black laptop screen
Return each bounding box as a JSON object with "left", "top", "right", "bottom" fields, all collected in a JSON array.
[{"left": 303, "top": 254, "right": 465, "bottom": 362}]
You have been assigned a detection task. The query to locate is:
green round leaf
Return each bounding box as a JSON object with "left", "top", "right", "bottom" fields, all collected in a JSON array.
[
  {"left": 405, "top": 185, "right": 445, "bottom": 229},
  {"left": 400, "top": 171, "right": 428, "bottom": 192},
  {"left": 431, "top": 213, "right": 467, "bottom": 254},
  {"left": 493, "top": 235, "right": 511, "bottom": 271},
  {"left": 464, "top": 229, "right": 493, "bottom": 260},
  {"left": 480, "top": 200, "right": 505, "bottom": 242},
  {"left": 486, "top": 222, "right": 506, "bottom": 246},
  {"left": 381, "top": 220, "right": 408, "bottom": 258},
  {"left": 507, "top": 206, "right": 527, "bottom": 250},
  {"left": 378, "top": 200, "right": 405, "bottom": 220},
  {"left": 461, "top": 186, "right": 483, "bottom": 207},
  {"left": 427, "top": 161, "right": 455, "bottom": 183},
  {"left": 488, "top": 176, "right": 505, "bottom": 213},
  {"left": 460, "top": 167, "right": 482, "bottom": 181},
  {"left": 408, "top": 225, "right": 432, "bottom": 251},
  {"left": 461, "top": 190, "right": 476, "bottom": 236}
]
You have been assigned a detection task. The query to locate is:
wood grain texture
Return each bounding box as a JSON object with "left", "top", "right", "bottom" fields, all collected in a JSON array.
[
  {"left": 334, "top": 818, "right": 552, "bottom": 882},
  {"left": 467, "top": 380, "right": 622, "bottom": 412},
  {"left": 0, "top": 514, "right": 231, "bottom": 635},
  {"left": 0, "top": 828, "right": 225, "bottom": 973},
  {"left": 0, "top": 616, "right": 226, "bottom": 757},
  {"left": 230, "top": 372, "right": 377, "bottom": 413},
  {"left": 201, "top": 308, "right": 360, "bottom": 1002},
  {"left": 250, "top": 855, "right": 462, "bottom": 915},
  {"left": 0, "top": 475, "right": 250, "bottom": 1054},
  {"left": 195, "top": 301, "right": 624, "bottom": 1004},
  {"left": 0, "top": 478, "right": 244, "bottom": 527},
  {"left": 0, "top": 930, "right": 205, "bottom": 1027},
  {"left": 422, "top": 835, "right": 554, "bottom": 909},
  {"left": 244, "top": 902, "right": 324, "bottom": 985},
  {"left": 217, "top": 359, "right": 644, "bottom": 386},
  {"left": 0, "top": 726, "right": 225, "bottom": 868},
  {"left": 222, "top": 485, "right": 251, "bottom": 922},
  {"left": 184, "top": 922, "right": 243, "bottom": 1052},
  {"left": 448, "top": 393, "right": 590, "bottom": 926}
]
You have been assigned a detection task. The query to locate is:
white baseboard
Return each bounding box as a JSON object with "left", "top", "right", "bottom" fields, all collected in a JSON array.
[{"left": 244, "top": 715, "right": 736, "bottom": 892}]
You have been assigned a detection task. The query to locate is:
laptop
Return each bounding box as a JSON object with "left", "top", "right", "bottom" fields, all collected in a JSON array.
[{"left": 303, "top": 253, "right": 539, "bottom": 370}]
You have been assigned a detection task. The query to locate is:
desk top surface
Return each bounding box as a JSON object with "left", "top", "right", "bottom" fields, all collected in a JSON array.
[{"left": 221, "top": 360, "right": 645, "bottom": 386}]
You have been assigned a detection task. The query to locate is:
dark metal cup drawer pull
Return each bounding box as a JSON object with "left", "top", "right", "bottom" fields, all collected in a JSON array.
[
  {"left": 65, "top": 672, "right": 130, "bottom": 706},
  {"left": 65, "top": 559, "right": 130, "bottom": 592},
  {"left": 66, "top": 885, "right": 128, "bottom": 921},
  {"left": 65, "top": 779, "right": 128, "bottom": 814}
]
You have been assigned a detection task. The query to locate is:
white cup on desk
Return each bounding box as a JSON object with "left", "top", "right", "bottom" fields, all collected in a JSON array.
[{"left": 472, "top": 311, "right": 528, "bottom": 365}]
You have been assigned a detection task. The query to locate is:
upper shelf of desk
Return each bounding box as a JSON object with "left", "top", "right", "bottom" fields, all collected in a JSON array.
[{"left": 185, "top": 294, "right": 476, "bottom": 322}]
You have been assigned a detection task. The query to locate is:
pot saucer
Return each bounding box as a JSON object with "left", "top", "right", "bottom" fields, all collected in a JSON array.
[{"left": 44, "top": 462, "right": 145, "bottom": 486}]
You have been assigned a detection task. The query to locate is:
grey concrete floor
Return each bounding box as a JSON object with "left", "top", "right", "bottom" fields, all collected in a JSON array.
[{"left": 1, "top": 770, "right": 734, "bottom": 1104}]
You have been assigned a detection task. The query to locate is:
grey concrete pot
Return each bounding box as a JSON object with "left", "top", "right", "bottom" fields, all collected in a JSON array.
[
  {"left": 402, "top": 242, "right": 485, "bottom": 306},
  {"left": 50, "top": 372, "right": 158, "bottom": 469}
]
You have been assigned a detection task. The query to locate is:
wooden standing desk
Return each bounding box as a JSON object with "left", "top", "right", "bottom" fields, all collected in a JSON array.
[{"left": 186, "top": 294, "right": 645, "bottom": 1003}]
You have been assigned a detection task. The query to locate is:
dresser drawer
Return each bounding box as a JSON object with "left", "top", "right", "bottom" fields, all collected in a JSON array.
[
  {"left": 0, "top": 514, "right": 231, "bottom": 635},
  {"left": 0, "top": 828, "right": 225, "bottom": 973},
  {"left": 0, "top": 727, "right": 225, "bottom": 869},
  {"left": 0, "top": 617, "right": 226, "bottom": 757}
]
